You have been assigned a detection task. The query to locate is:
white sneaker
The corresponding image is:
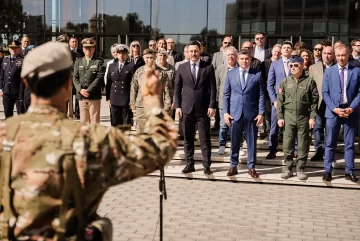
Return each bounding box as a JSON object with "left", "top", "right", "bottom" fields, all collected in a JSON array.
[
  {"left": 239, "top": 150, "right": 246, "bottom": 156},
  {"left": 218, "top": 146, "right": 225, "bottom": 155}
]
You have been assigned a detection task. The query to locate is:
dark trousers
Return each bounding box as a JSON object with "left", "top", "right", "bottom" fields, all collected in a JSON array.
[
  {"left": 313, "top": 102, "right": 326, "bottom": 152},
  {"left": 3, "top": 94, "right": 21, "bottom": 118},
  {"left": 183, "top": 110, "right": 211, "bottom": 167},
  {"left": 213, "top": 106, "right": 220, "bottom": 128},
  {"left": 111, "top": 105, "right": 132, "bottom": 127}
]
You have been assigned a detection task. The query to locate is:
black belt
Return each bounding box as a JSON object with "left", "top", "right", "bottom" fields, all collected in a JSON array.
[{"left": 339, "top": 104, "right": 349, "bottom": 108}]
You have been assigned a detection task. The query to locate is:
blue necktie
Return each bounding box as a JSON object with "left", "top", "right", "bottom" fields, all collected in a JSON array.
[
  {"left": 241, "top": 70, "right": 246, "bottom": 90},
  {"left": 192, "top": 63, "right": 196, "bottom": 80},
  {"left": 340, "top": 67, "right": 345, "bottom": 103}
]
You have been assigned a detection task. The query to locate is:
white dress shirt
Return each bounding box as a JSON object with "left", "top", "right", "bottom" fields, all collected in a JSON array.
[
  {"left": 338, "top": 63, "right": 349, "bottom": 104},
  {"left": 190, "top": 59, "right": 200, "bottom": 79},
  {"left": 254, "top": 46, "right": 265, "bottom": 62},
  {"left": 104, "top": 59, "right": 115, "bottom": 85}
]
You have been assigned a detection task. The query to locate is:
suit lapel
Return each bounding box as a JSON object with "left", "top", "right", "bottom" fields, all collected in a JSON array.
[
  {"left": 243, "top": 71, "right": 251, "bottom": 90},
  {"left": 347, "top": 65, "right": 353, "bottom": 90},
  {"left": 196, "top": 63, "right": 205, "bottom": 85}
]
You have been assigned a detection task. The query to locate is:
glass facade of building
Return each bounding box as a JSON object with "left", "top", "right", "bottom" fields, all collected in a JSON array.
[{"left": 1, "top": 0, "right": 360, "bottom": 58}]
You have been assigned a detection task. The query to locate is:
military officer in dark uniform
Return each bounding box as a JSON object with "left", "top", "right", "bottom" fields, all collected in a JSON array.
[
  {"left": 106, "top": 44, "right": 135, "bottom": 127},
  {"left": 0, "top": 40, "right": 24, "bottom": 118},
  {"left": 73, "top": 38, "right": 105, "bottom": 124},
  {"left": 277, "top": 56, "right": 318, "bottom": 180}
]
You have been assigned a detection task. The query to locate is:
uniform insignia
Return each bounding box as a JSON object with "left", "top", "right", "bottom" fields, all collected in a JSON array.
[
  {"left": 90, "top": 65, "right": 97, "bottom": 68},
  {"left": 86, "top": 40, "right": 91, "bottom": 44},
  {"left": 278, "top": 88, "right": 283, "bottom": 93}
]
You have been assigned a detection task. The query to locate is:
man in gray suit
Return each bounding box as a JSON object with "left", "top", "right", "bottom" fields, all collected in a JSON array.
[
  {"left": 212, "top": 36, "right": 233, "bottom": 70},
  {"left": 309, "top": 46, "right": 335, "bottom": 161},
  {"left": 217, "top": 46, "right": 242, "bottom": 155}
]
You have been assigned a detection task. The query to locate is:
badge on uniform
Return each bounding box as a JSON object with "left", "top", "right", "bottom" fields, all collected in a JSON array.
[
  {"left": 278, "top": 87, "right": 283, "bottom": 93},
  {"left": 15, "top": 61, "right": 22, "bottom": 68}
]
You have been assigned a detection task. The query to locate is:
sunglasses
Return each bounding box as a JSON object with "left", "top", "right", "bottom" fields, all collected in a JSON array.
[
  {"left": 132, "top": 45, "right": 140, "bottom": 47},
  {"left": 289, "top": 64, "right": 300, "bottom": 68},
  {"left": 256, "top": 37, "right": 264, "bottom": 40},
  {"left": 314, "top": 48, "right": 322, "bottom": 51},
  {"left": 223, "top": 42, "right": 231, "bottom": 45}
]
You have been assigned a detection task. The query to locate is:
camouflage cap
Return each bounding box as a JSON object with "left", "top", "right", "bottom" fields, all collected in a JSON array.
[
  {"left": 157, "top": 48, "right": 168, "bottom": 56},
  {"left": 56, "top": 34, "right": 69, "bottom": 43},
  {"left": 115, "top": 44, "right": 129, "bottom": 53},
  {"left": 143, "top": 48, "right": 156, "bottom": 55},
  {"left": 8, "top": 40, "right": 21, "bottom": 48},
  {"left": 21, "top": 42, "right": 73, "bottom": 78},
  {"left": 81, "top": 38, "right": 96, "bottom": 47}
]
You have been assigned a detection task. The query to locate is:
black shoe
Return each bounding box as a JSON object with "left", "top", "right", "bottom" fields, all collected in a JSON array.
[
  {"left": 345, "top": 173, "right": 359, "bottom": 183},
  {"left": 182, "top": 165, "right": 195, "bottom": 174},
  {"left": 266, "top": 152, "right": 276, "bottom": 159},
  {"left": 322, "top": 172, "right": 332, "bottom": 182},
  {"left": 204, "top": 167, "right": 213, "bottom": 175},
  {"left": 310, "top": 151, "right": 324, "bottom": 161}
]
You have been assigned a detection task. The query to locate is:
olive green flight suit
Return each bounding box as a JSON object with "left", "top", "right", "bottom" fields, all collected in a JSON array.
[{"left": 277, "top": 74, "right": 318, "bottom": 171}]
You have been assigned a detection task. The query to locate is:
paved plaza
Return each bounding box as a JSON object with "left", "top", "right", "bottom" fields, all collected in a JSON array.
[{"left": 2, "top": 97, "right": 360, "bottom": 240}]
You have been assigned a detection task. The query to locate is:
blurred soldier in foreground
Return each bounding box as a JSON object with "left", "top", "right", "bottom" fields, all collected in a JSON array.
[{"left": 0, "top": 42, "right": 177, "bottom": 240}]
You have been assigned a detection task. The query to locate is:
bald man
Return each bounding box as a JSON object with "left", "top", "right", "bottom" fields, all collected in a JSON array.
[{"left": 166, "top": 38, "right": 183, "bottom": 62}]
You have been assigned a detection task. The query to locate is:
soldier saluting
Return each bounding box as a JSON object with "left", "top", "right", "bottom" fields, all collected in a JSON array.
[
  {"left": 0, "top": 42, "right": 177, "bottom": 240},
  {"left": 73, "top": 38, "right": 105, "bottom": 124},
  {"left": 0, "top": 40, "right": 24, "bottom": 117}
]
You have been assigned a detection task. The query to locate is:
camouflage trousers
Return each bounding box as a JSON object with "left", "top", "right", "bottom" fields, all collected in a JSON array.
[{"left": 135, "top": 107, "right": 147, "bottom": 134}]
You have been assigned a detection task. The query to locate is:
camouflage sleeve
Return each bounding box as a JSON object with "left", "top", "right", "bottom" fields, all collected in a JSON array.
[
  {"left": 73, "top": 59, "right": 81, "bottom": 93},
  {"left": 309, "top": 78, "right": 319, "bottom": 120},
  {"left": 130, "top": 69, "right": 139, "bottom": 108},
  {"left": 277, "top": 80, "right": 286, "bottom": 120},
  {"left": 77, "top": 106, "right": 177, "bottom": 187},
  {"left": 161, "top": 72, "right": 172, "bottom": 112}
]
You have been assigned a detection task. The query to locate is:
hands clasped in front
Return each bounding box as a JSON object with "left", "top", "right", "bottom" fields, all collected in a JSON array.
[
  {"left": 333, "top": 107, "right": 353, "bottom": 118},
  {"left": 224, "top": 113, "right": 264, "bottom": 127}
]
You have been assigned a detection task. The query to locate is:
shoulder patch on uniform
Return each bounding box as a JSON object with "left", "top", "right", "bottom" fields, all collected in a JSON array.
[{"left": 278, "top": 87, "right": 283, "bottom": 93}]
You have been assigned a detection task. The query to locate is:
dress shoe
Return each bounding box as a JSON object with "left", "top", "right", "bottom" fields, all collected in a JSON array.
[
  {"left": 218, "top": 146, "right": 225, "bottom": 155},
  {"left": 345, "top": 173, "right": 359, "bottom": 182},
  {"left": 310, "top": 151, "right": 324, "bottom": 161},
  {"left": 204, "top": 167, "right": 213, "bottom": 175},
  {"left": 226, "top": 167, "right": 238, "bottom": 176},
  {"left": 182, "top": 165, "right": 195, "bottom": 174},
  {"left": 266, "top": 152, "right": 276, "bottom": 159},
  {"left": 322, "top": 172, "right": 332, "bottom": 182},
  {"left": 248, "top": 168, "right": 259, "bottom": 178}
]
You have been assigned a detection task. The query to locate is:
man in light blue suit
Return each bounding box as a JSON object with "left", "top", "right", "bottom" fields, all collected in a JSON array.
[
  {"left": 223, "top": 50, "right": 265, "bottom": 178},
  {"left": 322, "top": 43, "right": 360, "bottom": 183},
  {"left": 266, "top": 41, "right": 293, "bottom": 159}
]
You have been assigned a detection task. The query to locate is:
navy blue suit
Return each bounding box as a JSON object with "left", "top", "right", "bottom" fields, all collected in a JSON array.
[
  {"left": 267, "top": 58, "right": 288, "bottom": 152},
  {"left": 223, "top": 67, "right": 265, "bottom": 168},
  {"left": 322, "top": 64, "right": 360, "bottom": 174}
]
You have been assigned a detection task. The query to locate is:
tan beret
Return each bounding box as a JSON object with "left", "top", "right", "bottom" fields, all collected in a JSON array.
[
  {"left": 21, "top": 42, "right": 73, "bottom": 79},
  {"left": 81, "top": 38, "right": 96, "bottom": 47},
  {"left": 56, "top": 34, "right": 69, "bottom": 43}
]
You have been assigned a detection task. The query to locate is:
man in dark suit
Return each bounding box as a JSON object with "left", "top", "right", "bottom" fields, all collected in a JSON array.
[
  {"left": 106, "top": 44, "right": 134, "bottom": 127},
  {"left": 322, "top": 44, "right": 360, "bottom": 183},
  {"left": 20, "top": 36, "right": 30, "bottom": 57},
  {"left": 0, "top": 41, "right": 23, "bottom": 118},
  {"left": 267, "top": 40, "right": 293, "bottom": 159},
  {"left": 166, "top": 38, "right": 183, "bottom": 63},
  {"left": 260, "top": 44, "right": 282, "bottom": 139},
  {"left": 241, "top": 41, "right": 261, "bottom": 70},
  {"left": 175, "top": 41, "right": 216, "bottom": 175},
  {"left": 223, "top": 50, "right": 265, "bottom": 177},
  {"left": 197, "top": 41, "right": 212, "bottom": 66},
  {"left": 254, "top": 32, "right": 272, "bottom": 62}
]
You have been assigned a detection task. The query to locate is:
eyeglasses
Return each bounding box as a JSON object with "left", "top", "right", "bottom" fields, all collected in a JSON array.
[
  {"left": 314, "top": 48, "right": 322, "bottom": 51},
  {"left": 256, "top": 37, "right": 264, "bottom": 40},
  {"left": 289, "top": 64, "right": 300, "bottom": 68},
  {"left": 223, "top": 42, "right": 231, "bottom": 45},
  {"left": 132, "top": 45, "right": 140, "bottom": 48}
]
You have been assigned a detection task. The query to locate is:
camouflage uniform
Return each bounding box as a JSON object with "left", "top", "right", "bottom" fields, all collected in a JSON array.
[
  {"left": 130, "top": 65, "right": 172, "bottom": 133},
  {"left": 0, "top": 104, "right": 176, "bottom": 240},
  {"left": 156, "top": 63, "right": 175, "bottom": 115}
]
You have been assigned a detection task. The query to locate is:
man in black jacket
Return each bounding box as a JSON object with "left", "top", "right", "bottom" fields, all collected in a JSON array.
[
  {"left": 106, "top": 44, "right": 135, "bottom": 127},
  {"left": 175, "top": 41, "right": 216, "bottom": 175}
]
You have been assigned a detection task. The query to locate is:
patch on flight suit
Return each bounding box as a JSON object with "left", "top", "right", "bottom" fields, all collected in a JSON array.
[{"left": 278, "top": 87, "right": 283, "bottom": 93}]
